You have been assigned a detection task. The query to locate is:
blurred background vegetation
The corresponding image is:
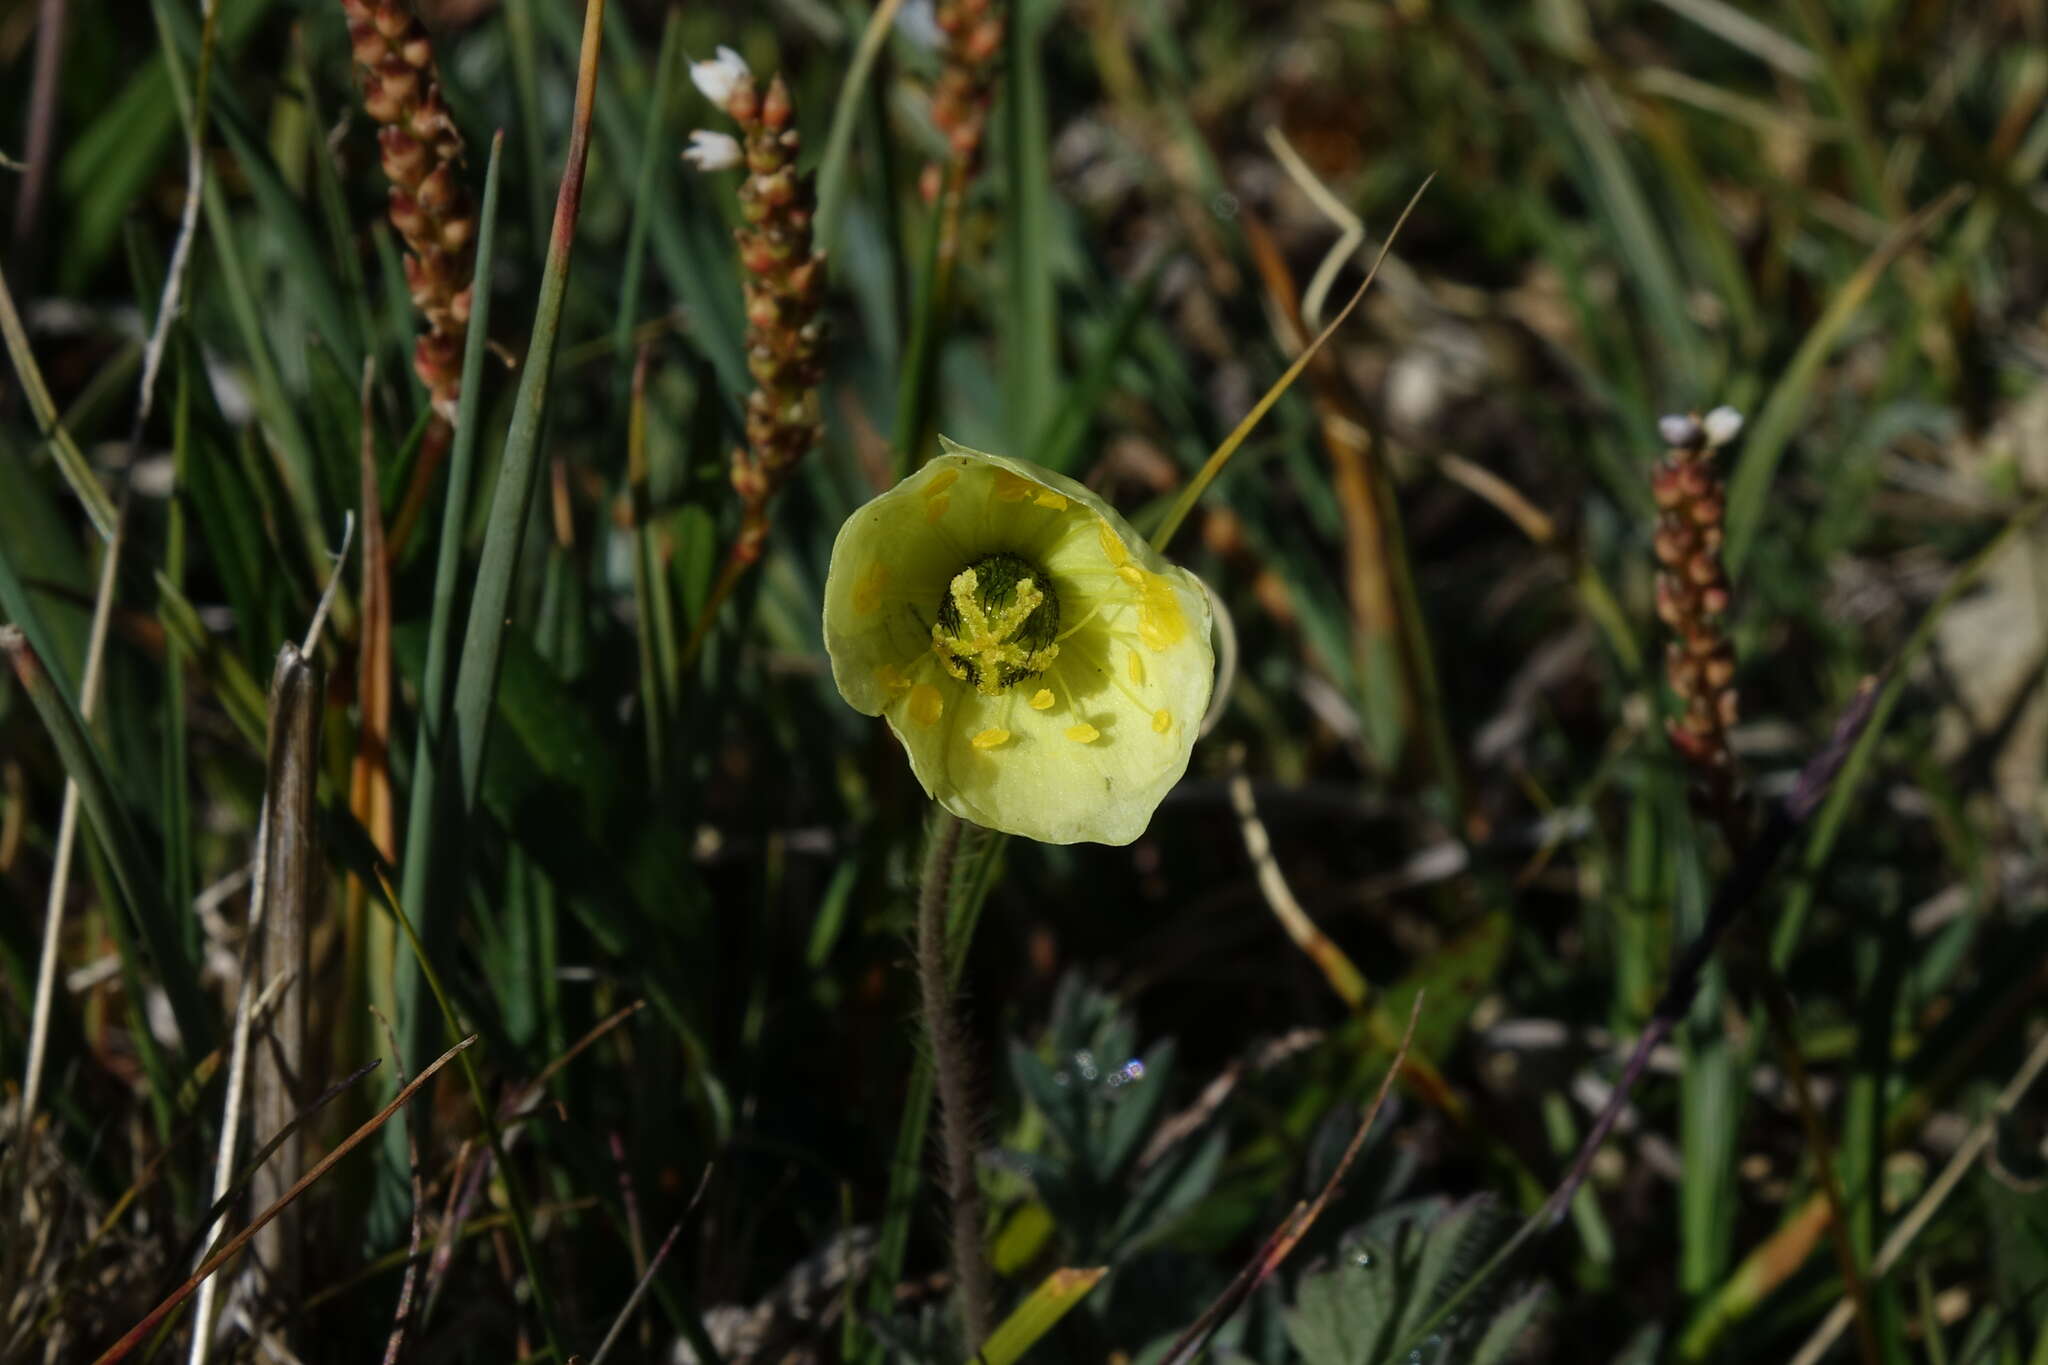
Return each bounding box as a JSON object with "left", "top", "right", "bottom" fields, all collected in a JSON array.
[{"left": 5, "top": 0, "right": 2048, "bottom": 1360}]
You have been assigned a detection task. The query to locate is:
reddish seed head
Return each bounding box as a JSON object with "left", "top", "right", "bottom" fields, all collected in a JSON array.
[
  {"left": 763, "top": 76, "right": 793, "bottom": 131},
  {"left": 728, "top": 75, "right": 760, "bottom": 126},
  {"left": 388, "top": 190, "right": 424, "bottom": 238},
  {"left": 350, "top": 23, "right": 386, "bottom": 67},
  {"left": 380, "top": 127, "right": 427, "bottom": 184}
]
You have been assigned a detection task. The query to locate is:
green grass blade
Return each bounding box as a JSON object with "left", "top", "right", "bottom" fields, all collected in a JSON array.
[
  {"left": 1724, "top": 187, "right": 1968, "bottom": 574},
  {"left": 1768, "top": 495, "right": 2048, "bottom": 969},
  {"left": 392, "top": 131, "right": 507, "bottom": 1060},
  {"left": 1031, "top": 255, "right": 1165, "bottom": 473},
  {"left": 813, "top": 0, "right": 908, "bottom": 251},
  {"left": 0, "top": 625, "right": 211, "bottom": 1058},
  {"left": 610, "top": 9, "right": 684, "bottom": 381},
  {"left": 1000, "top": 1, "right": 1058, "bottom": 449},
  {"left": 0, "top": 262, "right": 119, "bottom": 542},
  {"left": 1560, "top": 84, "right": 1704, "bottom": 394},
  {"left": 972, "top": 1267, "right": 1108, "bottom": 1365},
  {"left": 450, "top": 87, "right": 600, "bottom": 813}
]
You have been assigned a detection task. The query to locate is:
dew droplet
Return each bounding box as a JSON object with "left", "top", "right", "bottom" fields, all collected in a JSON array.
[{"left": 1351, "top": 1250, "right": 1374, "bottom": 1269}]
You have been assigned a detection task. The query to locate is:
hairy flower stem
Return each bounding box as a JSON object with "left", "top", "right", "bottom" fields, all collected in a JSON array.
[{"left": 915, "top": 810, "right": 993, "bottom": 1346}]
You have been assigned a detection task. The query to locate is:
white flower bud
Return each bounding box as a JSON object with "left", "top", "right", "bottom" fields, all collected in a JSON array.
[
  {"left": 1702, "top": 405, "right": 1744, "bottom": 447},
  {"left": 682, "top": 129, "right": 742, "bottom": 173},
  {"left": 690, "top": 46, "right": 751, "bottom": 111},
  {"left": 1658, "top": 413, "right": 1701, "bottom": 449}
]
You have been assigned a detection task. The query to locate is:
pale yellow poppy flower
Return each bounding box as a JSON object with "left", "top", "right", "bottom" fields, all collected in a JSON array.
[{"left": 823, "top": 438, "right": 1215, "bottom": 844}]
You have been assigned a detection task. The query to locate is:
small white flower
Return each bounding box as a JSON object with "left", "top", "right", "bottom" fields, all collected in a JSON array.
[
  {"left": 894, "top": 0, "right": 943, "bottom": 49},
  {"left": 690, "top": 46, "right": 751, "bottom": 110},
  {"left": 1658, "top": 413, "right": 1701, "bottom": 449},
  {"left": 1702, "top": 405, "right": 1744, "bottom": 448},
  {"left": 682, "top": 129, "right": 742, "bottom": 173}
]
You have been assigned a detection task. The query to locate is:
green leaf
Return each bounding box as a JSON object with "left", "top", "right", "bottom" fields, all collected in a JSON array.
[{"left": 972, "top": 1266, "right": 1107, "bottom": 1365}]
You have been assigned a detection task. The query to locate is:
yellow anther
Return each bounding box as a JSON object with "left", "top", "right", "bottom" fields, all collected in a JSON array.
[
  {"left": 1065, "top": 723, "right": 1100, "bottom": 744},
  {"left": 875, "top": 662, "right": 912, "bottom": 693},
  {"left": 853, "top": 562, "right": 889, "bottom": 615},
  {"left": 1097, "top": 519, "right": 1129, "bottom": 568},
  {"left": 909, "top": 683, "right": 944, "bottom": 727},
  {"left": 1152, "top": 708, "right": 1172, "bottom": 733},
  {"left": 971, "top": 727, "right": 1011, "bottom": 749},
  {"left": 1033, "top": 490, "right": 1068, "bottom": 510},
  {"left": 1131, "top": 570, "right": 1188, "bottom": 650},
  {"left": 1127, "top": 650, "right": 1145, "bottom": 685},
  {"left": 993, "top": 470, "right": 1035, "bottom": 502},
  {"left": 1117, "top": 564, "right": 1145, "bottom": 586},
  {"left": 1029, "top": 688, "right": 1055, "bottom": 710},
  {"left": 924, "top": 493, "right": 951, "bottom": 524},
  {"left": 923, "top": 467, "right": 960, "bottom": 498}
]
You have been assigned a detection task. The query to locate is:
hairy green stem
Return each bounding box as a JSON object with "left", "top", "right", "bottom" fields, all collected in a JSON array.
[{"left": 916, "top": 810, "right": 993, "bottom": 1346}]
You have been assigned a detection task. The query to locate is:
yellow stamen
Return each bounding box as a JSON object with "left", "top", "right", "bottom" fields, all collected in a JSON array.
[
  {"left": 1033, "top": 490, "right": 1068, "bottom": 510},
  {"left": 1127, "top": 650, "right": 1145, "bottom": 685},
  {"left": 1029, "top": 688, "right": 1055, "bottom": 710},
  {"left": 924, "top": 493, "right": 950, "bottom": 523},
  {"left": 1117, "top": 564, "right": 1145, "bottom": 586},
  {"left": 1097, "top": 519, "right": 1129, "bottom": 568},
  {"left": 971, "top": 727, "right": 1011, "bottom": 749},
  {"left": 993, "top": 470, "right": 1035, "bottom": 502},
  {"left": 874, "top": 662, "right": 912, "bottom": 694},
  {"left": 1152, "top": 708, "right": 1172, "bottom": 733},
  {"left": 924, "top": 467, "right": 960, "bottom": 498},
  {"left": 1065, "top": 723, "right": 1100, "bottom": 744},
  {"left": 1131, "top": 569, "right": 1188, "bottom": 650},
  {"left": 931, "top": 567, "right": 1060, "bottom": 697},
  {"left": 853, "top": 562, "right": 889, "bottom": 615},
  {"left": 909, "top": 683, "right": 944, "bottom": 727}
]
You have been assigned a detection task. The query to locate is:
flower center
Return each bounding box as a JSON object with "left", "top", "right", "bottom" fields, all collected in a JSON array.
[{"left": 932, "top": 553, "right": 1061, "bottom": 696}]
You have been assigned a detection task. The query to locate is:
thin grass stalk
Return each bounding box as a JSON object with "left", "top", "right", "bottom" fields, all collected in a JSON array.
[
  {"left": 0, "top": 259, "right": 117, "bottom": 540},
  {"left": 627, "top": 344, "right": 672, "bottom": 779},
  {"left": 8, "top": 0, "right": 67, "bottom": 278},
  {"left": 0, "top": 626, "right": 211, "bottom": 1055},
  {"left": 149, "top": 0, "right": 339, "bottom": 612},
  {"left": 1149, "top": 177, "right": 1432, "bottom": 555},
  {"left": 1375, "top": 679, "right": 1887, "bottom": 1365},
  {"left": 590, "top": 1220, "right": 684, "bottom": 1365},
  {"left": 373, "top": 865, "right": 562, "bottom": 1356},
  {"left": 914, "top": 811, "right": 992, "bottom": 1346},
  {"left": 132, "top": 0, "right": 217, "bottom": 439},
  {"left": 370, "top": 1008, "right": 425, "bottom": 1365},
  {"left": 345, "top": 356, "right": 396, "bottom": 1073},
  {"left": 610, "top": 8, "right": 682, "bottom": 386},
  {"left": 1787, "top": 1027, "right": 2048, "bottom": 1365},
  {"left": 86, "top": 1037, "right": 476, "bottom": 1365},
  {"left": 186, "top": 802, "right": 272, "bottom": 1365},
  {"left": 17, "top": 505, "right": 123, "bottom": 1146}
]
